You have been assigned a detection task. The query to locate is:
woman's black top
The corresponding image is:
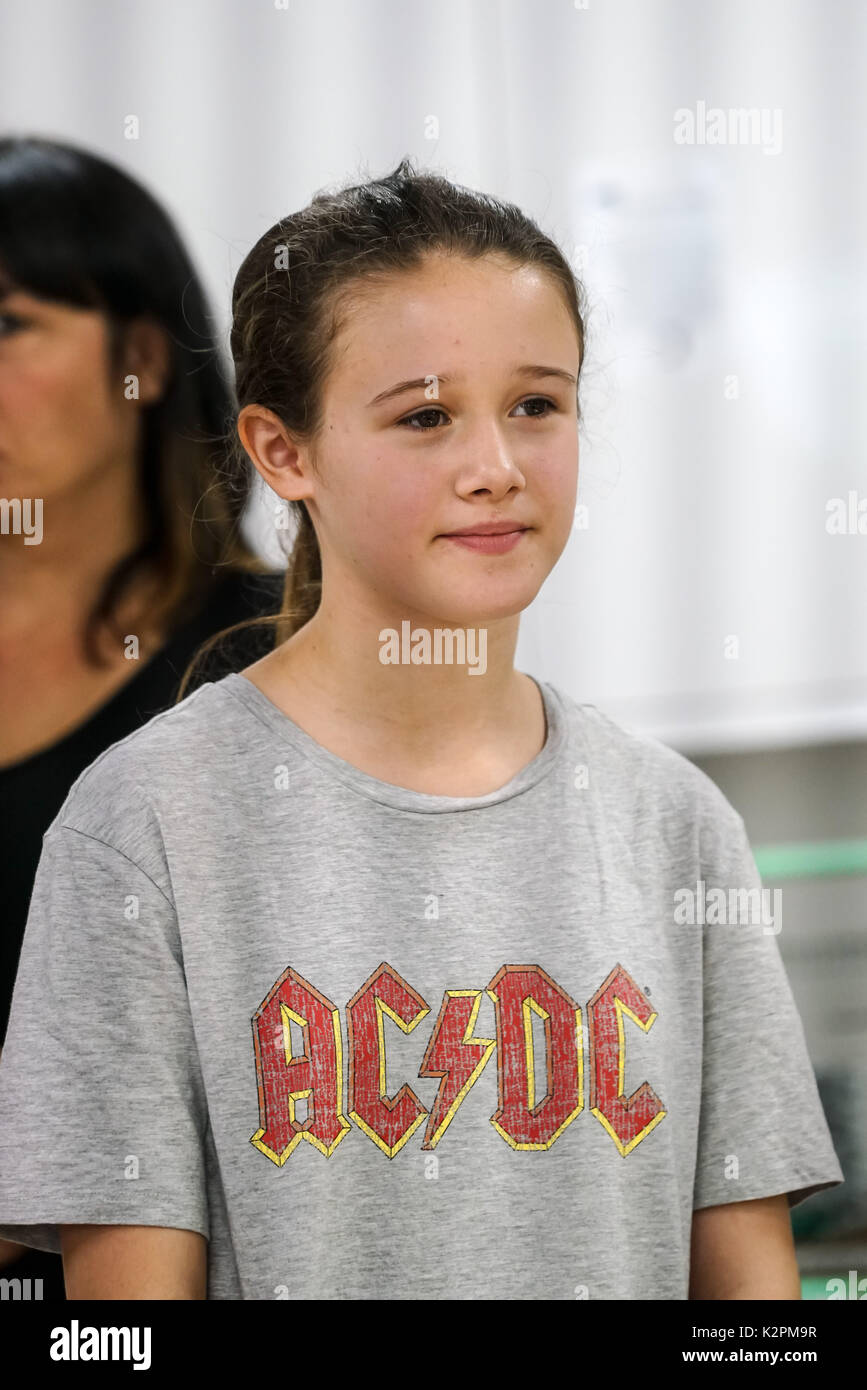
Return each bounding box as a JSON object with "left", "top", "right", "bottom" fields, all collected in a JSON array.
[{"left": 0, "top": 567, "right": 286, "bottom": 1299}]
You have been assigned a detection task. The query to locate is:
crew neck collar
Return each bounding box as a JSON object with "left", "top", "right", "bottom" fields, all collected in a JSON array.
[{"left": 217, "top": 670, "right": 565, "bottom": 814}]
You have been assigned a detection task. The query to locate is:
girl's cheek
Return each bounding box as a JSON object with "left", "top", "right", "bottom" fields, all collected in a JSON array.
[{"left": 387, "top": 483, "right": 435, "bottom": 533}]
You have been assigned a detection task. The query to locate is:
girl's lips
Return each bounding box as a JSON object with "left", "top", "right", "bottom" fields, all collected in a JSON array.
[{"left": 440, "top": 529, "right": 528, "bottom": 554}]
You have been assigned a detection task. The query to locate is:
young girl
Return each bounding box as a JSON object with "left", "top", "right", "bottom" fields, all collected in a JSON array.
[{"left": 0, "top": 159, "right": 843, "bottom": 1300}]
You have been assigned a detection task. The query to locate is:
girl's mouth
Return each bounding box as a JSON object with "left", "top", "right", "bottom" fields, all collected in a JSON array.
[{"left": 440, "top": 528, "right": 528, "bottom": 554}]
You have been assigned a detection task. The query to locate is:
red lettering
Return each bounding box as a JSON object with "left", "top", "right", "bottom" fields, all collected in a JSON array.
[
  {"left": 587, "top": 963, "right": 666, "bottom": 1154},
  {"left": 487, "top": 965, "right": 583, "bottom": 1149},
  {"left": 250, "top": 967, "right": 351, "bottom": 1164},
  {"left": 250, "top": 961, "right": 667, "bottom": 1164},
  {"left": 346, "top": 962, "right": 430, "bottom": 1158}
]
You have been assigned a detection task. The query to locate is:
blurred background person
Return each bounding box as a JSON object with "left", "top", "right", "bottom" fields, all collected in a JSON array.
[{"left": 0, "top": 136, "right": 284, "bottom": 1298}]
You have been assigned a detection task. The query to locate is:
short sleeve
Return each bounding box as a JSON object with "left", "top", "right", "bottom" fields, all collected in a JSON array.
[
  {"left": 0, "top": 825, "right": 209, "bottom": 1253},
  {"left": 692, "top": 799, "right": 845, "bottom": 1212}
]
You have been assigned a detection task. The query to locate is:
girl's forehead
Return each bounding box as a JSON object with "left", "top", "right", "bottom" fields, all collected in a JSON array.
[
  {"left": 368, "top": 255, "right": 551, "bottom": 302},
  {"left": 337, "top": 266, "right": 570, "bottom": 353}
]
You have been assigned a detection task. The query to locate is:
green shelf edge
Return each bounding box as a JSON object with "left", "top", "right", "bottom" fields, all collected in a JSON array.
[{"left": 753, "top": 840, "right": 867, "bottom": 880}]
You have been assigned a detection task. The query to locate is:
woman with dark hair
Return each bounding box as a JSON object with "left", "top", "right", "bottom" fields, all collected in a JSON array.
[
  {"left": 0, "top": 137, "right": 283, "bottom": 1298},
  {"left": 0, "top": 156, "right": 843, "bottom": 1300}
]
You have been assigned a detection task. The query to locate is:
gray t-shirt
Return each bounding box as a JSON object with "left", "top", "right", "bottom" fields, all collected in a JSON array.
[{"left": 0, "top": 672, "right": 843, "bottom": 1299}]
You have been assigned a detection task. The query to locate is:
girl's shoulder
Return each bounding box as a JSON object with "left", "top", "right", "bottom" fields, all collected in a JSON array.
[
  {"left": 44, "top": 677, "right": 240, "bottom": 850},
  {"left": 550, "top": 684, "right": 744, "bottom": 839}
]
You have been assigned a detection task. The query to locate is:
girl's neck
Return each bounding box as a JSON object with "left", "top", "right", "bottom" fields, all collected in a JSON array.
[{"left": 241, "top": 608, "right": 547, "bottom": 798}]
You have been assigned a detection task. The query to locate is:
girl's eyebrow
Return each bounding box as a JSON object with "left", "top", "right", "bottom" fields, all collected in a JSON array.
[{"left": 366, "top": 364, "right": 577, "bottom": 408}]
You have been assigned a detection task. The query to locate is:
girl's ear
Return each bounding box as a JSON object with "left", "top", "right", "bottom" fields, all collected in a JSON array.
[
  {"left": 120, "top": 317, "right": 172, "bottom": 404},
  {"left": 237, "top": 404, "right": 314, "bottom": 502}
]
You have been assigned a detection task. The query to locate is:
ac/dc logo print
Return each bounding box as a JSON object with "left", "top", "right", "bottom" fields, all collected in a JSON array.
[{"left": 250, "top": 961, "right": 666, "bottom": 1166}]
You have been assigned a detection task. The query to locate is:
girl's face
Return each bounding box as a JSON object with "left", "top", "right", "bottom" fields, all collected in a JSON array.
[
  {"left": 0, "top": 287, "right": 167, "bottom": 505},
  {"left": 259, "top": 251, "right": 581, "bottom": 627}
]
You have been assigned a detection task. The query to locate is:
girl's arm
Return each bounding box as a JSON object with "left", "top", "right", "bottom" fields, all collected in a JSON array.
[
  {"left": 688, "top": 1194, "right": 802, "bottom": 1299},
  {"left": 0, "top": 827, "right": 210, "bottom": 1292},
  {"left": 0, "top": 1236, "right": 25, "bottom": 1270},
  {"left": 60, "top": 1225, "right": 207, "bottom": 1300}
]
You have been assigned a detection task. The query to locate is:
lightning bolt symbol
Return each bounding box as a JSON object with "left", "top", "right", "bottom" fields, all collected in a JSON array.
[{"left": 418, "top": 990, "right": 496, "bottom": 1149}]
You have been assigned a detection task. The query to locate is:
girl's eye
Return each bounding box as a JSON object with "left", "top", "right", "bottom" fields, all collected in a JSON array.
[
  {"left": 397, "top": 396, "right": 558, "bottom": 431},
  {"left": 0, "top": 312, "right": 25, "bottom": 337},
  {"left": 513, "top": 395, "right": 558, "bottom": 419},
  {"left": 399, "top": 406, "right": 449, "bottom": 431}
]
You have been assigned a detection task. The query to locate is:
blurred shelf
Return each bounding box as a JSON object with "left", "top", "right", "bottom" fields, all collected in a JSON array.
[{"left": 754, "top": 839, "right": 867, "bottom": 880}]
